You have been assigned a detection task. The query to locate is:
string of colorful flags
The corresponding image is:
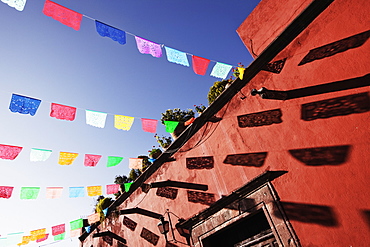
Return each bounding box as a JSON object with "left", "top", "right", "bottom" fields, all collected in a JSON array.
[
  {"left": 0, "top": 216, "right": 102, "bottom": 246},
  {"left": 1, "top": 0, "right": 237, "bottom": 80},
  {"left": 0, "top": 143, "right": 155, "bottom": 169},
  {"left": 0, "top": 182, "right": 132, "bottom": 200}
]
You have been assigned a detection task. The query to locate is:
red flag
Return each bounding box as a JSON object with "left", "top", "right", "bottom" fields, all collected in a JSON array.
[
  {"left": 0, "top": 186, "right": 14, "bottom": 199},
  {"left": 84, "top": 154, "right": 102, "bottom": 167},
  {"left": 192, "top": 55, "right": 210, "bottom": 75},
  {"left": 43, "top": 0, "right": 83, "bottom": 31},
  {"left": 0, "top": 144, "right": 23, "bottom": 160},
  {"left": 106, "top": 184, "right": 120, "bottom": 194},
  {"left": 50, "top": 103, "right": 77, "bottom": 121},
  {"left": 141, "top": 118, "right": 158, "bottom": 133},
  {"left": 52, "top": 224, "right": 65, "bottom": 236}
]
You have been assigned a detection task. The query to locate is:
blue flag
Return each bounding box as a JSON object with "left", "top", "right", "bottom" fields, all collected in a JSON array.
[
  {"left": 9, "top": 94, "right": 41, "bottom": 116},
  {"left": 95, "top": 20, "right": 126, "bottom": 45}
]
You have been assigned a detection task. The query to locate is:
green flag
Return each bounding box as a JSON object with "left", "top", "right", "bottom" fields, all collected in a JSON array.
[
  {"left": 54, "top": 232, "right": 65, "bottom": 241},
  {"left": 164, "top": 121, "right": 179, "bottom": 133},
  {"left": 70, "top": 219, "right": 83, "bottom": 230},
  {"left": 124, "top": 183, "right": 133, "bottom": 192},
  {"left": 107, "top": 156, "right": 123, "bottom": 167},
  {"left": 20, "top": 187, "right": 40, "bottom": 199}
]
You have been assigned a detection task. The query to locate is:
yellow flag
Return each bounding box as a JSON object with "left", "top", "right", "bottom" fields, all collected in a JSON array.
[
  {"left": 114, "top": 115, "right": 134, "bottom": 131},
  {"left": 58, "top": 152, "right": 78, "bottom": 165},
  {"left": 238, "top": 67, "right": 245, "bottom": 80},
  {"left": 87, "top": 186, "right": 102, "bottom": 197},
  {"left": 30, "top": 229, "right": 46, "bottom": 241},
  {"left": 17, "top": 236, "right": 32, "bottom": 245}
]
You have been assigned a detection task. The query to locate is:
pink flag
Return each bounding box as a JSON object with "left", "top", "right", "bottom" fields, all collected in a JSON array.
[
  {"left": 141, "top": 118, "right": 158, "bottom": 133},
  {"left": 36, "top": 234, "right": 49, "bottom": 243},
  {"left": 135, "top": 36, "right": 162, "bottom": 58},
  {"left": 52, "top": 224, "right": 65, "bottom": 236},
  {"left": 129, "top": 158, "right": 143, "bottom": 169},
  {"left": 84, "top": 154, "right": 102, "bottom": 167},
  {"left": 106, "top": 184, "right": 120, "bottom": 194},
  {"left": 88, "top": 213, "right": 100, "bottom": 224},
  {"left": 0, "top": 186, "right": 14, "bottom": 199},
  {"left": 50, "top": 103, "right": 76, "bottom": 121},
  {"left": 0, "top": 144, "right": 22, "bottom": 160},
  {"left": 46, "top": 187, "right": 63, "bottom": 199},
  {"left": 192, "top": 55, "right": 210, "bottom": 75},
  {"left": 70, "top": 229, "right": 81, "bottom": 238},
  {"left": 43, "top": 0, "right": 83, "bottom": 31}
]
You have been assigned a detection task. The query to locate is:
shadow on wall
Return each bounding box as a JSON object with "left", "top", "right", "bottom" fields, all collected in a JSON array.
[
  {"left": 288, "top": 145, "right": 351, "bottom": 166},
  {"left": 360, "top": 210, "right": 370, "bottom": 230},
  {"left": 276, "top": 201, "right": 339, "bottom": 227}
]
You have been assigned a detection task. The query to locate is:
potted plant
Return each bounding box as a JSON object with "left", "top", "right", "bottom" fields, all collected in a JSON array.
[
  {"left": 155, "top": 134, "right": 172, "bottom": 149},
  {"left": 194, "top": 104, "right": 206, "bottom": 115},
  {"left": 148, "top": 146, "right": 162, "bottom": 159},
  {"left": 207, "top": 79, "right": 232, "bottom": 104},
  {"left": 160, "top": 108, "right": 195, "bottom": 139}
]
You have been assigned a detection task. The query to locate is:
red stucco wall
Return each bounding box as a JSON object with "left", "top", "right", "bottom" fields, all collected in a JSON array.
[{"left": 82, "top": 0, "right": 370, "bottom": 246}]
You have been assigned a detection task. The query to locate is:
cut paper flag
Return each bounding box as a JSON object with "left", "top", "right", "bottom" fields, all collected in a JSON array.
[
  {"left": 30, "top": 148, "right": 52, "bottom": 162},
  {"left": 58, "top": 152, "right": 78, "bottom": 165},
  {"left": 54, "top": 232, "right": 65, "bottom": 241},
  {"left": 0, "top": 144, "right": 23, "bottom": 160},
  {"left": 95, "top": 20, "right": 126, "bottom": 45},
  {"left": 141, "top": 118, "right": 158, "bottom": 133},
  {"left": 46, "top": 187, "right": 63, "bottom": 199},
  {"left": 52, "top": 224, "right": 65, "bottom": 236},
  {"left": 43, "top": 0, "right": 82, "bottom": 31},
  {"left": 185, "top": 117, "right": 195, "bottom": 126},
  {"left": 18, "top": 235, "right": 32, "bottom": 245},
  {"left": 84, "top": 154, "right": 102, "bottom": 167},
  {"left": 124, "top": 182, "right": 133, "bottom": 192},
  {"left": 237, "top": 67, "right": 245, "bottom": 80},
  {"left": 106, "top": 184, "right": 120, "bottom": 194},
  {"left": 85, "top": 110, "right": 107, "bottom": 128},
  {"left": 0, "top": 238, "right": 6, "bottom": 246},
  {"left": 210, "top": 62, "right": 233, "bottom": 79},
  {"left": 9, "top": 94, "right": 41, "bottom": 116},
  {"left": 0, "top": 186, "right": 14, "bottom": 199},
  {"left": 50, "top": 103, "right": 77, "bottom": 121},
  {"left": 6, "top": 232, "right": 24, "bottom": 246},
  {"left": 87, "top": 185, "right": 102, "bottom": 197},
  {"left": 20, "top": 187, "right": 40, "bottom": 199},
  {"left": 135, "top": 36, "right": 162, "bottom": 58},
  {"left": 192, "top": 55, "right": 210, "bottom": 75},
  {"left": 85, "top": 226, "right": 91, "bottom": 234},
  {"left": 103, "top": 208, "right": 108, "bottom": 216},
  {"left": 1, "top": 0, "right": 27, "bottom": 11},
  {"left": 30, "top": 228, "right": 46, "bottom": 241},
  {"left": 114, "top": 115, "right": 135, "bottom": 131},
  {"left": 129, "top": 158, "right": 143, "bottom": 170},
  {"left": 70, "top": 219, "right": 83, "bottom": 230},
  {"left": 107, "top": 156, "right": 123, "bottom": 167},
  {"left": 69, "top": 186, "right": 85, "bottom": 198},
  {"left": 36, "top": 234, "right": 49, "bottom": 243},
  {"left": 164, "top": 46, "right": 189, "bottom": 66},
  {"left": 88, "top": 213, "right": 100, "bottom": 224},
  {"left": 164, "top": 121, "right": 179, "bottom": 133},
  {"left": 70, "top": 229, "right": 81, "bottom": 238}
]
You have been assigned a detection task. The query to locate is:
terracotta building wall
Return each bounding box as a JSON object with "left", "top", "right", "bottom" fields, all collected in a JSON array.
[{"left": 82, "top": 0, "right": 370, "bottom": 246}]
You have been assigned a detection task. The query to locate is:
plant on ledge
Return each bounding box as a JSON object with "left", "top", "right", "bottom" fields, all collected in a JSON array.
[
  {"left": 155, "top": 134, "right": 172, "bottom": 149},
  {"left": 194, "top": 104, "right": 206, "bottom": 115},
  {"left": 148, "top": 146, "right": 162, "bottom": 159},
  {"left": 160, "top": 108, "right": 195, "bottom": 139},
  {"left": 207, "top": 79, "right": 232, "bottom": 105}
]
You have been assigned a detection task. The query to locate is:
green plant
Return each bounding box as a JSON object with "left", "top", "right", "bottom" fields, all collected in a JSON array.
[
  {"left": 194, "top": 104, "right": 206, "bottom": 114},
  {"left": 94, "top": 196, "right": 114, "bottom": 222},
  {"left": 160, "top": 108, "right": 195, "bottom": 125},
  {"left": 232, "top": 63, "right": 245, "bottom": 78},
  {"left": 148, "top": 146, "right": 162, "bottom": 159},
  {"left": 113, "top": 175, "right": 132, "bottom": 198},
  {"left": 155, "top": 134, "right": 172, "bottom": 149},
  {"left": 207, "top": 79, "right": 231, "bottom": 104}
]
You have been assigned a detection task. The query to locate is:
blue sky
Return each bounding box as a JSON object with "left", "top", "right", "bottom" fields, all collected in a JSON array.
[{"left": 0, "top": 0, "right": 259, "bottom": 246}]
